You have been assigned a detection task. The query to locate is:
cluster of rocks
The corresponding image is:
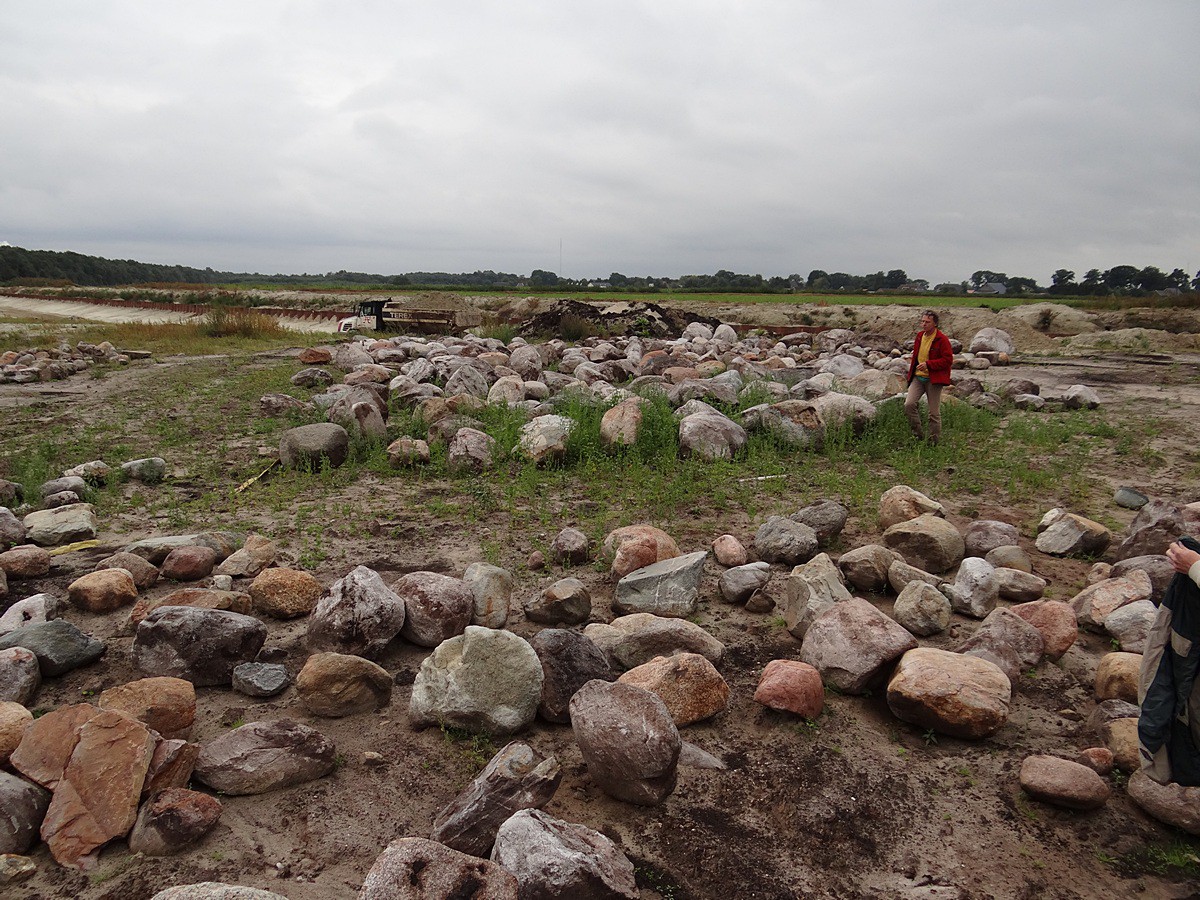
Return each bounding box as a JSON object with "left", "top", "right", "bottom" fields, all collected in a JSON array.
[
  {"left": 4, "top": 446, "right": 1199, "bottom": 892},
  {"left": 263, "top": 322, "right": 1105, "bottom": 473},
  {"left": 0, "top": 341, "right": 148, "bottom": 384}
]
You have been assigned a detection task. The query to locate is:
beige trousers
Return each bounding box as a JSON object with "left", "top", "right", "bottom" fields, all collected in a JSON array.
[{"left": 904, "top": 379, "right": 943, "bottom": 440}]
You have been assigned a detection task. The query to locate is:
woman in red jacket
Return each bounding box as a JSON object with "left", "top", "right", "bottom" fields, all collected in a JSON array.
[{"left": 904, "top": 309, "right": 953, "bottom": 444}]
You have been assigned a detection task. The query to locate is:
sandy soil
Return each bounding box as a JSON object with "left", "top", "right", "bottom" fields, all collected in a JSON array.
[{"left": 3, "top": 302, "right": 1200, "bottom": 899}]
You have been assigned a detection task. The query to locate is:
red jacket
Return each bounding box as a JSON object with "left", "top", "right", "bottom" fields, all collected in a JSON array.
[{"left": 907, "top": 328, "right": 953, "bottom": 386}]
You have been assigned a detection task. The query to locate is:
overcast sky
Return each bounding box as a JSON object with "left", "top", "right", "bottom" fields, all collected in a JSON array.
[{"left": 2, "top": 2, "right": 1197, "bottom": 285}]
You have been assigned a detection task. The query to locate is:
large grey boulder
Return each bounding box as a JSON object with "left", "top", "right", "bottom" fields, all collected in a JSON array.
[
  {"left": 306, "top": 566, "right": 406, "bottom": 659},
  {"left": 584, "top": 614, "right": 725, "bottom": 671},
  {"left": 0, "top": 507, "right": 25, "bottom": 550},
  {"left": 740, "top": 400, "right": 824, "bottom": 449},
  {"left": 963, "top": 520, "right": 1020, "bottom": 557},
  {"left": 799, "top": 597, "right": 918, "bottom": 694},
  {"left": 789, "top": 500, "right": 848, "bottom": 547},
  {"left": 431, "top": 742, "right": 562, "bottom": 857},
  {"left": 719, "top": 562, "right": 771, "bottom": 604},
  {"left": 360, "top": 837, "right": 518, "bottom": 900},
  {"left": 491, "top": 809, "right": 638, "bottom": 899},
  {"left": 1104, "top": 599, "right": 1157, "bottom": 652},
  {"left": 678, "top": 411, "right": 747, "bottom": 461},
  {"left": 132, "top": 607, "right": 266, "bottom": 686},
  {"left": 193, "top": 719, "right": 335, "bottom": 795},
  {"left": 22, "top": 503, "right": 98, "bottom": 547},
  {"left": 278, "top": 423, "right": 349, "bottom": 470},
  {"left": 0, "top": 646, "right": 41, "bottom": 704},
  {"left": 525, "top": 578, "right": 591, "bottom": 625},
  {"left": 518, "top": 415, "right": 574, "bottom": 465},
  {"left": 614, "top": 551, "right": 707, "bottom": 618},
  {"left": 755, "top": 516, "right": 819, "bottom": 565},
  {"left": 1114, "top": 499, "right": 1183, "bottom": 562},
  {"left": 838, "top": 544, "right": 900, "bottom": 593},
  {"left": 956, "top": 607, "right": 1045, "bottom": 671},
  {"left": 946, "top": 557, "right": 1000, "bottom": 619},
  {"left": 0, "top": 769, "right": 50, "bottom": 854},
  {"left": 0, "top": 619, "right": 105, "bottom": 676},
  {"left": 447, "top": 427, "right": 497, "bottom": 474},
  {"left": 409, "top": 627, "right": 544, "bottom": 736},
  {"left": 969, "top": 327, "right": 1015, "bottom": 354},
  {"left": 893, "top": 581, "right": 951, "bottom": 637},
  {"left": 570, "top": 680, "right": 681, "bottom": 806}
]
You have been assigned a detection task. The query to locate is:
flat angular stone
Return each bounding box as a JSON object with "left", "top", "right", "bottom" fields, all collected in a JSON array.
[
  {"left": 98, "top": 677, "right": 195, "bottom": 740},
  {"left": 40, "top": 709, "right": 155, "bottom": 869},
  {"left": 9, "top": 704, "right": 95, "bottom": 789},
  {"left": 431, "top": 741, "right": 562, "bottom": 857},
  {"left": 614, "top": 551, "right": 707, "bottom": 618},
  {"left": 193, "top": 720, "right": 336, "bottom": 795}
]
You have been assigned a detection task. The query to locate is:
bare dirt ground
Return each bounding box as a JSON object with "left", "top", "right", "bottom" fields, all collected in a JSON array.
[{"left": 4, "top": 301, "right": 1200, "bottom": 899}]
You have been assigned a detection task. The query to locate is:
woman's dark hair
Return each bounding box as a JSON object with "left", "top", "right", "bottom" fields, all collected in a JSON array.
[{"left": 921, "top": 309, "right": 940, "bottom": 326}]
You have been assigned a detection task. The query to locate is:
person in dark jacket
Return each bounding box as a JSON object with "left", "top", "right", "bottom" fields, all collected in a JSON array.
[
  {"left": 904, "top": 309, "right": 954, "bottom": 444},
  {"left": 1138, "top": 537, "right": 1200, "bottom": 785}
]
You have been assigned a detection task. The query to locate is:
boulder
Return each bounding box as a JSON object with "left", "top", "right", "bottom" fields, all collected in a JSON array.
[
  {"left": 430, "top": 742, "right": 562, "bottom": 857},
  {"left": 799, "top": 596, "right": 918, "bottom": 694},
  {"left": 879, "top": 486, "right": 944, "bottom": 530},
  {"left": 0, "top": 593, "right": 58, "bottom": 638},
  {"left": 602, "top": 525, "right": 679, "bottom": 579},
  {"left": 529, "top": 629, "right": 615, "bottom": 724},
  {"left": 1110, "top": 554, "right": 1175, "bottom": 599},
  {"left": 231, "top": 663, "right": 290, "bottom": 699},
  {"left": 132, "top": 607, "right": 266, "bottom": 686},
  {"left": 278, "top": 423, "right": 349, "bottom": 470},
  {"left": 1019, "top": 755, "right": 1110, "bottom": 810},
  {"left": 994, "top": 567, "right": 1047, "bottom": 603},
  {"left": 719, "top": 562, "right": 771, "bottom": 604},
  {"left": 838, "top": 544, "right": 900, "bottom": 593},
  {"left": 0, "top": 647, "right": 41, "bottom": 705},
  {"left": 248, "top": 567, "right": 322, "bottom": 619},
  {"left": 409, "top": 627, "right": 543, "bottom": 736},
  {"left": 678, "top": 411, "right": 747, "bottom": 461},
  {"left": 1034, "top": 509, "right": 1111, "bottom": 557},
  {"left": 963, "top": 520, "right": 1020, "bottom": 558},
  {"left": 1114, "top": 499, "right": 1184, "bottom": 562},
  {"left": 213, "top": 535, "right": 277, "bottom": 579},
  {"left": 393, "top": 571, "right": 474, "bottom": 648},
  {"left": 600, "top": 398, "right": 643, "bottom": 447},
  {"left": 1009, "top": 600, "right": 1078, "bottom": 661},
  {"left": 0, "top": 508, "right": 26, "bottom": 550},
  {"left": 360, "top": 837, "right": 518, "bottom": 900},
  {"left": 569, "top": 680, "right": 681, "bottom": 806},
  {"left": 1128, "top": 770, "right": 1200, "bottom": 836},
  {"left": 518, "top": 415, "right": 575, "bottom": 465},
  {"left": 956, "top": 608, "right": 1045, "bottom": 670},
  {"left": 1062, "top": 384, "right": 1101, "bottom": 409},
  {"left": 296, "top": 652, "right": 392, "bottom": 717},
  {"left": 306, "top": 566, "right": 406, "bottom": 659},
  {"left": 893, "top": 581, "right": 951, "bottom": 637},
  {"left": 969, "top": 328, "right": 1015, "bottom": 355},
  {"left": 21, "top": 504, "right": 97, "bottom": 547},
  {"left": 130, "top": 588, "right": 251, "bottom": 626},
  {"left": 0, "top": 620, "right": 106, "bottom": 677},
  {"left": 986, "top": 545, "right": 1033, "bottom": 573},
  {"left": 1104, "top": 599, "right": 1157, "bottom": 652},
  {"left": 462, "top": 562, "right": 513, "bottom": 629},
  {"left": 618, "top": 653, "right": 730, "bottom": 726},
  {"left": 886, "top": 647, "right": 1011, "bottom": 739},
  {"left": 753, "top": 659, "right": 824, "bottom": 719},
  {"left": 1070, "top": 570, "right": 1153, "bottom": 630},
  {"left": 525, "top": 577, "right": 591, "bottom": 625},
  {"left": 1094, "top": 651, "right": 1141, "bottom": 702},
  {"left": 447, "top": 427, "right": 497, "bottom": 473},
  {"left": 711, "top": 534, "right": 748, "bottom": 567},
  {"left": 789, "top": 500, "right": 849, "bottom": 547},
  {"left": 754, "top": 516, "right": 819, "bottom": 566},
  {"left": 0, "top": 545, "right": 51, "bottom": 580},
  {"left": 0, "top": 702, "right": 31, "bottom": 764},
  {"left": 584, "top": 614, "right": 724, "bottom": 671},
  {"left": 66, "top": 569, "right": 138, "bottom": 613},
  {"left": 0, "top": 769, "right": 50, "bottom": 855},
  {"left": 549, "top": 528, "right": 590, "bottom": 566},
  {"left": 883, "top": 515, "right": 964, "bottom": 574},
  {"left": 491, "top": 809, "right": 638, "bottom": 900},
  {"left": 121, "top": 457, "right": 168, "bottom": 484},
  {"left": 193, "top": 720, "right": 335, "bottom": 795},
  {"left": 127, "top": 788, "right": 222, "bottom": 856},
  {"left": 95, "top": 552, "right": 159, "bottom": 590},
  {"left": 946, "top": 557, "right": 999, "bottom": 619}
]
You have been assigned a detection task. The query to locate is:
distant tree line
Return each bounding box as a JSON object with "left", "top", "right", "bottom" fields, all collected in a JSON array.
[{"left": 0, "top": 244, "right": 1195, "bottom": 296}]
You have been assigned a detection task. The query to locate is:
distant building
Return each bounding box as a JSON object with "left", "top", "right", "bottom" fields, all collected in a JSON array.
[{"left": 973, "top": 283, "right": 1008, "bottom": 295}]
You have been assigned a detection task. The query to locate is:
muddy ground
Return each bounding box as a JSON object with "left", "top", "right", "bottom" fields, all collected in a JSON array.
[{"left": 3, "top": 301, "right": 1200, "bottom": 899}]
